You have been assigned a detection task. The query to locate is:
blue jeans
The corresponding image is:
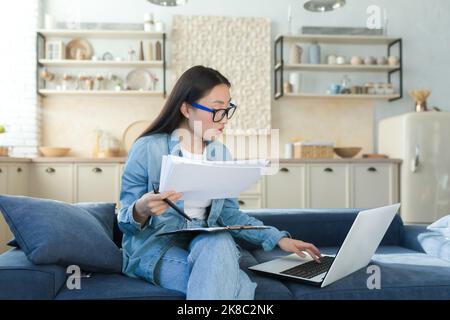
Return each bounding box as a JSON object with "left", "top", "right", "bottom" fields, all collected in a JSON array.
[{"left": 154, "top": 218, "right": 257, "bottom": 300}]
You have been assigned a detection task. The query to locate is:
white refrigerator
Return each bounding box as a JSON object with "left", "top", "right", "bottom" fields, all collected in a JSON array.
[{"left": 379, "top": 112, "right": 450, "bottom": 224}]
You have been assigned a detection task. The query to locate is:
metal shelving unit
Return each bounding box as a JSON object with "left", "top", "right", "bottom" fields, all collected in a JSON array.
[{"left": 274, "top": 34, "right": 403, "bottom": 102}]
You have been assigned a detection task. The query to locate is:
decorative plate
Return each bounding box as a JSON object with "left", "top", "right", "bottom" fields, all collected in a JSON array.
[
  {"left": 122, "top": 120, "right": 152, "bottom": 154},
  {"left": 126, "top": 69, "right": 153, "bottom": 91},
  {"left": 66, "top": 38, "right": 94, "bottom": 60}
]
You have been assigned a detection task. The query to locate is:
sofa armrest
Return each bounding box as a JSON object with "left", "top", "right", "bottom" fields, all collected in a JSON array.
[
  {"left": 401, "top": 225, "right": 429, "bottom": 253},
  {"left": 402, "top": 225, "right": 450, "bottom": 262},
  {"left": 0, "top": 249, "right": 67, "bottom": 300}
]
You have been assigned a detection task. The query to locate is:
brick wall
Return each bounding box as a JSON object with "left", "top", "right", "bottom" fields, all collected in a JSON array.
[{"left": 0, "top": 0, "right": 42, "bottom": 158}]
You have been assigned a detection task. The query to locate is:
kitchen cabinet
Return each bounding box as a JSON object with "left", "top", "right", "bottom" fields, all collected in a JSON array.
[
  {"left": 0, "top": 165, "right": 7, "bottom": 194},
  {"left": 352, "top": 164, "right": 398, "bottom": 208},
  {"left": 7, "top": 164, "right": 30, "bottom": 196},
  {"left": 30, "top": 164, "right": 74, "bottom": 203},
  {"left": 265, "top": 161, "right": 399, "bottom": 209},
  {"left": 308, "top": 164, "right": 349, "bottom": 208},
  {"left": 238, "top": 179, "right": 266, "bottom": 209},
  {"left": 75, "top": 164, "right": 120, "bottom": 203},
  {"left": 0, "top": 161, "right": 30, "bottom": 254},
  {"left": 265, "top": 165, "right": 305, "bottom": 209}
]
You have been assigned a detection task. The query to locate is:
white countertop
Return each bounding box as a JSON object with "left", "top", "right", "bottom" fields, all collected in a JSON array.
[{"left": 0, "top": 156, "right": 402, "bottom": 164}]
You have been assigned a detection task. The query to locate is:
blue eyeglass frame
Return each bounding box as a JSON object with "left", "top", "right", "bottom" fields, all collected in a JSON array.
[{"left": 190, "top": 101, "right": 237, "bottom": 123}]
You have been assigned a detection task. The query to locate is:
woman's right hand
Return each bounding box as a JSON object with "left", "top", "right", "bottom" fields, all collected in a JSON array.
[{"left": 133, "top": 191, "right": 183, "bottom": 226}]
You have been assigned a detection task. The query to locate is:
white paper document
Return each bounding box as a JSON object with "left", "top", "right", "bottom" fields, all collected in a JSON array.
[{"left": 159, "top": 155, "right": 269, "bottom": 201}]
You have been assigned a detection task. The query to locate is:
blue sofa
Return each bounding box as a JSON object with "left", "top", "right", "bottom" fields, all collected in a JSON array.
[{"left": 1, "top": 209, "right": 450, "bottom": 300}]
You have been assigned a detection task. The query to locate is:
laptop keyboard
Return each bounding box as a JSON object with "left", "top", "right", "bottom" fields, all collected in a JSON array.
[{"left": 280, "top": 256, "right": 335, "bottom": 279}]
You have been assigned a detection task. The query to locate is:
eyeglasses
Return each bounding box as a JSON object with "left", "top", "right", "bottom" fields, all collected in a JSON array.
[{"left": 190, "top": 100, "right": 237, "bottom": 123}]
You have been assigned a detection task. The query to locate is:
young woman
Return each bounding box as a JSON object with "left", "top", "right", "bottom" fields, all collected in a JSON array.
[{"left": 118, "top": 65, "right": 322, "bottom": 300}]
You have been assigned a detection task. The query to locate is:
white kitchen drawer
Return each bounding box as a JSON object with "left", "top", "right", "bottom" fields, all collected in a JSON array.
[
  {"left": 30, "top": 164, "right": 74, "bottom": 203},
  {"left": 75, "top": 164, "right": 120, "bottom": 203},
  {"left": 266, "top": 165, "right": 305, "bottom": 209},
  {"left": 353, "top": 164, "right": 397, "bottom": 208},
  {"left": 308, "top": 164, "right": 349, "bottom": 208},
  {"left": 241, "top": 179, "right": 263, "bottom": 195},
  {"left": 0, "top": 213, "right": 13, "bottom": 254},
  {"left": 7, "top": 164, "right": 29, "bottom": 196},
  {"left": 237, "top": 196, "right": 262, "bottom": 209},
  {"left": 0, "top": 165, "right": 7, "bottom": 194}
]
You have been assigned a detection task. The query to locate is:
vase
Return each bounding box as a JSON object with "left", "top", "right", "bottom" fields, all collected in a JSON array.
[{"left": 308, "top": 42, "right": 321, "bottom": 64}]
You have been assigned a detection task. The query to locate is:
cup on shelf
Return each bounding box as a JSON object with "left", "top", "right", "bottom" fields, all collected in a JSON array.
[
  {"left": 327, "top": 55, "right": 337, "bottom": 65},
  {"left": 388, "top": 56, "right": 400, "bottom": 66},
  {"left": 377, "top": 56, "right": 388, "bottom": 65},
  {"left": 289, "top": 72, "right": 302, "bottom": 93},
  {"left": 283, "top": 81, "right": 293, "bottom": 94},
  {"left": 350, "top": 56, "right": 363, "bottom": 65},
  {"left": 364, "top": 56, "right": 377, "bottom": 65},
  {"left": 336, "top": 56, "right": 346, "bottom": 65},
  {"left": 329, "top": 84, "right": 342, "bottom": 95}
]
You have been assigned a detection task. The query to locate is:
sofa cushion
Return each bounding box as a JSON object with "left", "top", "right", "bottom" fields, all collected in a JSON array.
[
  {"left": 249, "top": 246, "right": 450, "bottom": 300},
  {"left": 6, "top": 202, "right": 118, "bottom": 249},
  {"left": 417, "top": 231, "right": 450, "bottom": 262},
  {"left": 0, "top": 195, "right": 122, "bottom": 273},
  {"left": 0, "top": 249, "right": 67, "bottom": 300},
  {"left": 55, "top": 273, "right": 185, "bottom": 300},
  {"left": 428, "top": 215, "right": 450, "bottom": 238},
  {"left": 237, "top": 246, "right": 293, "bottom": 300},
  {"left": 54, "top": 247, "right": 293, "bottom": 300}
]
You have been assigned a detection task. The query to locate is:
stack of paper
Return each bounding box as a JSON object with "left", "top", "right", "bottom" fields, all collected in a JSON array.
[{"left": 159, "top": 155, "right": 268, "bottom": 201}]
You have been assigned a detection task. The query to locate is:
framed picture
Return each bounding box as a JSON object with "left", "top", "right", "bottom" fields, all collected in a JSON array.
[{"left": 45, "top": 41, "right": 66, "bottom": 60}]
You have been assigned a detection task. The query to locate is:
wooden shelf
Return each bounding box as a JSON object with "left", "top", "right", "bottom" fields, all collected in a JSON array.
[
  {"left": 37, "top": 29, "right": 164, "bottom": 39},
  {"left": 39, "top": 59, "right": 164, "bottom": 68},
  {"left": 39, "top": 90, "right": 164, "bottom": 97},
  {"left": 281, "top": 93, "right": 401, "bottom": 100},
  {"left": 279, "top": 63, "right": 400, "bottom": 72},
  {"left": 277, "top": 34, "right": 401, "bottom": 45}
]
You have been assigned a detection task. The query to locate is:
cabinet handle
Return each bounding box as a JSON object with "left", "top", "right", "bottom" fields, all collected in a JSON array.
[
  {"left": 368, "top": 167, "right": 377, "bottom": 172},
  {"left": 280, "top": 168, "right": 290, "bottom": 173},
  {"left": 324, "top": 168, "right": 334, "bottom": 173},
  {"left": 17, "top": 167, "right": 23, "bottom": 173},
  {"left": 92, "top": 167, "right": 103, "bottom": 173},
  {"left": 46, "top": 167, "right": 55, "bottom": 173},
  {"left": 238, "top": 200, "right": 246, "bottom": 206}
]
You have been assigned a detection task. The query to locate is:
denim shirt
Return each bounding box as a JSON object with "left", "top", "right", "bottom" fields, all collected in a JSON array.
[{"left": 118, "top": 132, "right": 290, "bottom": 285}]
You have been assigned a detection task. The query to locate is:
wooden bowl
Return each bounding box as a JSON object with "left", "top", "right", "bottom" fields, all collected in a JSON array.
[
  {"left": 334, "top": 147, "right": 362, "bottom": 158},
  {"left": 39, "top": 147, "right": 71, "bottom": 157}
]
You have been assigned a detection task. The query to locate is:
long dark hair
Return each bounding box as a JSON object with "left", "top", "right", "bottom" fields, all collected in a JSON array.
[{"left": 138, "top": 66, "right": 231, "bottom": 139}]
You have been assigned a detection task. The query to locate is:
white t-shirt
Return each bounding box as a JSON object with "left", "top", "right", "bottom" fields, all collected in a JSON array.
[{"left": 180, "top": 146, "right": 212, "bottom": 220}]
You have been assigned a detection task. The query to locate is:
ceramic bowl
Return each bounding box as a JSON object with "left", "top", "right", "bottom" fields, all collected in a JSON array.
[
  {"left": 334, "top": 147, "right": 362, "bottom": 158},
  {"left": 39, "top": 147, "right": 71, "bottom": 157}
]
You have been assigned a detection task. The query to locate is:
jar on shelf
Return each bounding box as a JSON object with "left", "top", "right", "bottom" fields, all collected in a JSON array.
[
  {"left": 144, "top": 13, "right": 155, "bottom": 32},
  {"left": 384, "top": 83, "right": 395, "bottom": 95},
  {"left": 375, "top": 83, "right": 385, "bottom": 95},
  {"left": 62, "top": 73, "right": 73, "bottom": 90},
  {"left": 94, "top": 74, "right": 105, "bottom": 91},
  {"left": 364, "top": 83, "right": 375, "bottom": 95}
]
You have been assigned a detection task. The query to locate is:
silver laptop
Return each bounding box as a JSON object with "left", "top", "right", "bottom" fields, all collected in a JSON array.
[{"left": 248, "top": 204, "right": 401, "bottom": 288}]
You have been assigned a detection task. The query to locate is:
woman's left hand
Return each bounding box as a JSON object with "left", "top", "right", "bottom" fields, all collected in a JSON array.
[{"left": 277, "top": 237, "right": 322, "bottom": 263}]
